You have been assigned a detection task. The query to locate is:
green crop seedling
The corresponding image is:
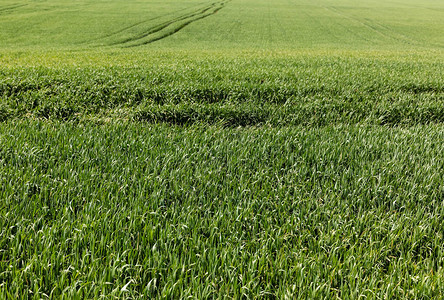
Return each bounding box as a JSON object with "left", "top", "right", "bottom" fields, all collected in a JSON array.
[{"left": 0, "top": 0, "right": 443, "bottom": 298}]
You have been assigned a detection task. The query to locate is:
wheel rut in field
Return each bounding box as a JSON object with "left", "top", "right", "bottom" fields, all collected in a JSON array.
[
  {"left": 87, "top": 2, "right": 206, "bottom": 43},
  {"left": 110, "top": 0, "right": 229, "bottom": 47},
  {"left": 321, "top": 5, "right": 441, "bottom": 48},
  {"left": 0, "top": 4, "right": 27, "bottom": 14}
]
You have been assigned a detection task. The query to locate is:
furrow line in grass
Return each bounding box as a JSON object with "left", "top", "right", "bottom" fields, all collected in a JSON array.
[
  {"left": 109, "top": 3, "right": 219, "bottom": 45},
  {"left": 4, "top": 101, "right": 444, "bottom": 127},
  {"left": 323, "top": 5, "right": 444, "bottom": 49},
  {"left": 323, "top": 9, "right": 375, "bottom": 45},
  {"left": 0, "top": 4, "right": 27, "bottom": 14},
  {"left": 112, "top": 1, "right": 227, "bottom": 47},
  {"left": 1, "top": 87, "right": 444, "bottom": 125},
  {"left": 88, "top": 2, "right": 211, "bottom": 44},
  {"left": 131, "top": 102, "right": 444, "bottom": 127},
  {"left": 129, "top": 3, "right": 228, "bottom": 47},
  {"left": 321, "top": 5, "right": 423, "bottom": 47},
  {"left": 323, "top": 5, "right": 403, "bottom": 43}
]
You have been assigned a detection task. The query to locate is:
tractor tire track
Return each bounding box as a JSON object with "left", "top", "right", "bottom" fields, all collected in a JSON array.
[
  {"left": 322, "top": 5, "right": 443, "bottom": 48},
  {"left": 115, "top": 1, "right": 223, "bottom": 45},
  {"left": 113, "top": 4, "right": 218, "bottom": 45},
  {"left": 129, "top": 3, "right": 227, "bottom": 47},
  {"left": 322, "top": 5, "right": 397, "bottom": 42},
  {"left": 113, "top": 0, "right": 229, "bottom": 47},
  {"left": 0, "top": 4, "right": 27, "bottom": 15},
  {"left": 89, "top": 2, "right": 208, "bottom": 43},
  {"left": 359, "top": 15, "right": 444, "bottom": 48}
]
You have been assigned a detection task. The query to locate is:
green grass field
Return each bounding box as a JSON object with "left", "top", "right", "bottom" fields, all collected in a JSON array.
[
  {"left": 1, "top": 0, "right": 444, "bottom": 298},
  {"left": 1, "top": 0, "right": 444, "bottom": 50}
]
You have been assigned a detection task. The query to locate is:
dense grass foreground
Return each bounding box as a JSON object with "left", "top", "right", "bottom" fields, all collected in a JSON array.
[
  {"left": 1, "top": 0, "right": 444, "bottom": 297},
  {"left": 1, "top": 51, "right": 444, "bottom": 126},
  {"left": 1, "top": 121, "right": 443, "bottom": 298}
]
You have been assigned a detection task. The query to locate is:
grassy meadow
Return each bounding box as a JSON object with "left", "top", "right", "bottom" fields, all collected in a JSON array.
[{"left": 1, "top": 0, "right": 444, "bottom": 298}]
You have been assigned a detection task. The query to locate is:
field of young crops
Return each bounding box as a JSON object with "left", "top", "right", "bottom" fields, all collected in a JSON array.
[{"left": 1, "top": 0, "right": 444, "bottom": 298}]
